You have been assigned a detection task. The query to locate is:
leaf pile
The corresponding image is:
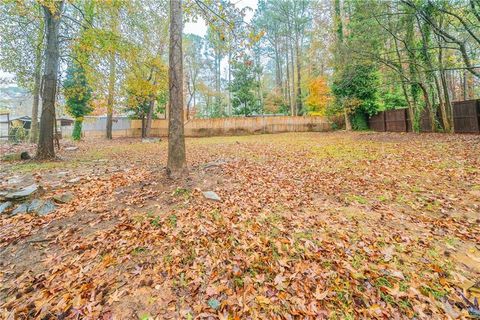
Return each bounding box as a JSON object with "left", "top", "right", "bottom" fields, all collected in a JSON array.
[{"left": 1, "top": 132, "right": 479, "bottom": 319}]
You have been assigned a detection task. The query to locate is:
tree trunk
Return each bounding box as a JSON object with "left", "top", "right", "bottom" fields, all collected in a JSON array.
[
  {"left": 289, "top": 39, "right": 296, "bottom": 115},
  {"left": 146, "top": 99, "right": 154, "bottom": 137},
  {"left": 106, "top": 51, "right": 116, "bottom": 139},
  {"left": 167, "top": 0, "right": 187, "bottom": 177},
  {"left": 344, "top": 109, "right": 352, "bottom": 131},
  {"left": 31, "top": 54, "right": 42, "bottom": 144},
  {"left": 141, "top": 115, "right": 146, "bottom": 138},
  {"left": 295, "top": 36, "right": 302, "bottom": 115},
  {"left": 228, "top": 48, "right": 232, "bottom": 116},
  {"left": 285, "top": 43, "right": 292, "bottom": 114},
  {"left": 36, "top": 2, "right": 63, "bottom": 160}
]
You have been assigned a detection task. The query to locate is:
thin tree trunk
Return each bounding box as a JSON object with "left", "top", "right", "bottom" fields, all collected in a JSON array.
[
  {"left": 295, "top": 36, "right": 302, "bottom": 115},
  {"left": 141, "top": 115, "right": 146, "bottom": 138},
  {"left": 167, "top": 0, "right": 187, "bottom": 177},
  {"left": 285, "top": 42, "right": 292, "bottom": 114},
  {"left": 31, "top": 53, "right": 42, "bottom": 143},
  {"left": 228, "top": 46, "right": 232, "bottom": 116},
  {"left": 36, "top": 2, "right": 63, "bottom": 160},
  {"left": 344, "top": 109, "right": 352, "bottom": 131},
  {"left": 289, "top": 39, "right": 296, "bottom": 115},
  {"left": 106, "top": 51, "right": 116, "bottom": 139},
  {"left": 146, "top": 100, "right": 154, "bottom": 137}
]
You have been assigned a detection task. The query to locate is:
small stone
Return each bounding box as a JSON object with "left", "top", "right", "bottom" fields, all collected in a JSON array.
[
  {"left": 203, "top": 191, "right": 221, "bottom": 202},
  {"left": 67, "top": 177, "right": 81, "bottom": 184},
  {"left": 28, "top": 199, "right": 56, "bottom": 216},
  {"left": 0, "top": 201, "right": 12, "bottom": 214},
  {"left": 64, "top": 146, "right": 79, "bottom": 151},
  {"left": 53, "top": 192, "right": 74, "bottom": 203},
  {"left": 142, "top": 138, "right": 161, "bottom": 143},
  {"left": 5, "top": 184, "right": 38, "bottom": 200},
  {"left": 12, "top": 203, "right": 29, "bottom": 215},
  {"left": 28, "top": 199, "right": 44, "bottom": 212},
  {"left": 207, "top": 298, "right": 221, "bottom": 310},
  {"left": 35, "top": 200, "right": 56, "bottom": 216}
]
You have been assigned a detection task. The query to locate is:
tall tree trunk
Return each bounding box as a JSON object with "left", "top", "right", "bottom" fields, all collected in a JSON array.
[
  {"left": 285, "top": 42, "right": 292, "bottom": 114},
  {"left": 106, "top": 51, "right": 116, "bottom": 139},
  {"left": 228, "top": 46, "right": 232, "bottom": 116},
  {"left": 36, "top": 2, "right": 63, "bottom": 160},
  {"left": 167, "top": 0, "right": 186, "bottom": 177},
  {"left": 289, "top": 39, "right": 296, "bottom": 115},
  {"left": 295, "top": 36, "right": 302, "bottom": 115},
  {"left": 31, "top": 53, "right": 42, "bottom": 143}
]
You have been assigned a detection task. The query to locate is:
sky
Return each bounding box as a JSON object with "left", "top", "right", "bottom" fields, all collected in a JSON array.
[{"left": 185, "top": 0, "right": 258, "bottom": 36}]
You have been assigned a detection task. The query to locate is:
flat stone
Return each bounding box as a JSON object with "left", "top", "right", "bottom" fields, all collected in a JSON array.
[
  {"left": 34, "top": 200, "right": 56, "bottom": 216},
  {"left": 28, "top": 199, "right": 56, "bottom": 216},
  {"left": 67, "top": 177, "right": 81, "bottom": 184},
  {"left": 64, "top": 146, "right": 79, "bottom": 151},
  {"left": 53, "top": 192, "right": 74, "bottom": 203},
  {"left": 142, "top": 138, "right": 161, "bottom": 143},
  {"left": 203, "top": 191, "right": 221, "bottom": 202},
  {"left": 12, "top": 203, "right": 29, "bottom": 215},
  {"left": 5, "top": 184, "right": 38, "bottom": 200},
  {"left": 28, "top": 199, "right": 44, "bottom": 212},
  {"left": 0, "top": 201, "right": 12, "bottom": 214}
]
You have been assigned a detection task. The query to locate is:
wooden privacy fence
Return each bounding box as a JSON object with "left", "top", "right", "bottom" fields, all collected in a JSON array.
[
  {"left": 452, "top": 99, "right": 480, "bottom": 133},
  {"left": 368, "top": 99, "right": 480, "bottom": 133},
  {"left": 76, "top": 115, "right": 332, "bottom": 138}
]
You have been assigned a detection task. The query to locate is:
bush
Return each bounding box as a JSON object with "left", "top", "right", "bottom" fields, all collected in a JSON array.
[
  {"left": 72, "top": 119, "right": 83, "bottom": 140},
  {"left": 9, "top": 125, "right": 28, "bottom": 143}
]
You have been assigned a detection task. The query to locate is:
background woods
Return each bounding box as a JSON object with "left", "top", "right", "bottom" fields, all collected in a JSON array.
[{"left": 0, "top": 0, "right": 478, "bottom": 158}]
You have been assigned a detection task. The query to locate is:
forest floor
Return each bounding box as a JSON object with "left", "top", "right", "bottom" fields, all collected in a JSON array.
[{"left": 0, "top": 132, "right": 479, "bottom": 319}]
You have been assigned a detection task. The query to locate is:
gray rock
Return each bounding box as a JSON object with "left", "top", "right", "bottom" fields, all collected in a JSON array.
[
  {"left": 53, "top": 192, "right": 74, "bottom": 203},
  {"left": 5, "top": 184, "right": 38, "bottom": 200},
  {"left": 28, "top": 199, "right": 44, "bottom": 212},
  {"left": 0, "top": 201, "right": 12, "bottom": 214},
  {"left": 203, "top": 191, "right": 221, "bottom": 202},
  {"left": 28, "top": 199, "right": 56, "bottom": 216},
  {"left": 12, "top": 203, "right": 29, "bottom": 215},
  {"left": 64, "top": 146, "right": 79, "bottom": 151},
  {"left": 142, "top": 137, "right": 161, "bottom": 143},
  {"left": 67, "top": 177, "right": 81, "bottom": 184},
  {"left": 34, "top": 200, "right": 56, "bottom": 216}
]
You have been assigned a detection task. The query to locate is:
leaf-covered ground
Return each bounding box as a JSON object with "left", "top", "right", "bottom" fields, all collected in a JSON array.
[{"left": 1, "top": 132, "right": 479, "bottom": 319}]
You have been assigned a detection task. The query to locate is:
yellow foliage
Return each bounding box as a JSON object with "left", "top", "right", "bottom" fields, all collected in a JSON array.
[{"left": 305, "top": 76, "right": 331, "bottom": 115}]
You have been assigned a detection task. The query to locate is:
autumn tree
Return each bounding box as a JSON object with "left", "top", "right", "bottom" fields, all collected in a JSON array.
[
  {"left": 36, "top": 1, "right": 64, "bottom": 159},
  {"left": 0, "top": 2, "right": 44, "bottom": 142},
  {"left": 63, "top": 63, "right": 92, "bottom": 140},
  {"left": 167, "top": 0, "right": 186, "bottom": 177},
  {"left": 305, "top": 76, "right": 331, "bottom": 115}
]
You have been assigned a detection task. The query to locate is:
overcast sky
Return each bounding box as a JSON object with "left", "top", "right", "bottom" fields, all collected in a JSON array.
[{"left": 185, "top": 0, "right": 258, "bottom": 36}]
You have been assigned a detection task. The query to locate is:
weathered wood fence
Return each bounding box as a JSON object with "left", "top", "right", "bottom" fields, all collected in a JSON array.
[
  {"left": 368, "top": 99, "right": 480, "bottom": 133},
  {"left": 74, "top": 115, "right": 332, "bottom": 138}
]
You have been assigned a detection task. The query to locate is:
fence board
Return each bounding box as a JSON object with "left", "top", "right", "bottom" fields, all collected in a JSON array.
[
  {"left": 76, "top": 116, "right": 332, "bottom": 138},
  {"left": 385, "top": 109, "right": 407, "bottom": 132},
  {"left": 453, "top": 99, "right": 480, "bottom": 133},
  {"left": 368, "top": 111, "right": 385, "bottom": 132}
]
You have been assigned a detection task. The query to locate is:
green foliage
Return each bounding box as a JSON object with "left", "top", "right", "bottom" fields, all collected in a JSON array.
[
  {"left": 64, "top": 62, "right": 92, "bottom": 140},
  {"left": 230, "top": 59, "right": 261, "bottom": 116},
  {"left": 350, "top": 112, "right": 369, "bottom": 130},
  {"left": 72, "top": 119, "right": 82, "bottom": 141},
  {"left": 9, "top": 125, "right": 28, "bottom": 143},
  {"left": 64, "top": 64, "right": 92, "bottom": 115},
  {"left": 332, "top": 64, "right": 380, "bottom": 125}
]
